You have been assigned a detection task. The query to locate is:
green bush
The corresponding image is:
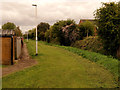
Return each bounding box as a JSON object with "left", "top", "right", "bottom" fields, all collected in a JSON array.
[
  {"left": 45, "top": 30, "right": 50, "bottom": 43},
  {"left": 37, "top": 22, "right": 50, "bottom": 41},
  {"left": 49, "top": 19, "right": 78, "bottom": 45},
  {"left": 72, "top": 36, "right": 105, "bottom": 54},
  {"left": 94, "top": 2, "right": 120, "bottom": 57},
  {"left": 28, "top": 28, "right": 36, "bottom": 40}
]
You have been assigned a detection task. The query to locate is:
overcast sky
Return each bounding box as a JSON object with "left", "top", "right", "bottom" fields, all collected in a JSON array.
[{"left": 0, "top": 0, "right": 119, "bottom": 33}]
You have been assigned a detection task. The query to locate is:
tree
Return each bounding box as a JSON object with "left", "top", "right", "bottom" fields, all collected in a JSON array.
[
  {"left": 45, "top": 30, "right": 51, "bottom": 43},
  {"left": 49, "top": 19, "right": 74, "bottom": 45},
  {"left": 49, "top": 19, "right": 80, "bottom": 45},
  {"left": 2, "top": 22, "right": 16, "bottom": 30},
  {"left": 14, "top": 26, "right": 22, "bottom": 36},
  {"left": 37, "top": 22, "right": 50, "bottom": 41},
  {"left": 78, "top": 21, "right": 94, "bottom": 39},
  {"left": 62, "top": 23, "right": 80, "bottom": 46},
  {"left": 94, "top": 2, "right": 120, "bottom": 56},
  {"left": 28, "top": 28, "right": 36, "bottom": 40}
]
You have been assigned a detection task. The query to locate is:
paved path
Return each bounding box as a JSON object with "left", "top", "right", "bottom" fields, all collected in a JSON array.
[{"left": 2, "top": 44, "right": 38, "bottom": 77}]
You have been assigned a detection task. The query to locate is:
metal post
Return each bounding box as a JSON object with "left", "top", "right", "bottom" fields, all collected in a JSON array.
[
  {"left": 11, "top": 36, "right": 13, "bottom": 65},
  {"left": 27, "top": 31, "right": 28, "bottom": 42},
  {"left": 35, "top": 5, "right": 38, "bottom": 56},
  {"left": 32, "top": 4, "right": 38, "bottom": 56}
]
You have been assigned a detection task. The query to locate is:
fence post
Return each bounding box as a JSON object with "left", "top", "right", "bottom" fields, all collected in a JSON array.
[{"left": 11, "top": 36, "right": 13, "bottom": 65}]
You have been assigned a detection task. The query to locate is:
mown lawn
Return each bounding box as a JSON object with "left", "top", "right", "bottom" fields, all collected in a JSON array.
[
  {"left": 2, "top": 40, "right": 118, "bottom": 88},
  {"left": 43, "top": 41, "right": 119, "bottom": 79}
]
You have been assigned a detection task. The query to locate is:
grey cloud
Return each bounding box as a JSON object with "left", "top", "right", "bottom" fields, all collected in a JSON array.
[{"left": 1, "top": 1, "right": 102, "bottom": 33}]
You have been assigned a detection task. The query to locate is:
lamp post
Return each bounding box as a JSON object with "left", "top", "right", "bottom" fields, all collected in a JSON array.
[{"left": 32, "top": 4, "right": 38, "bottom": 55}]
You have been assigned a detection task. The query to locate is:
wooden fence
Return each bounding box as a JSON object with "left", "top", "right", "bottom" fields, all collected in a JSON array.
[
  {"left": 16, "top": 37, "right": 22, "bottom": 59},
  {"left": 0, "top": 36, "right": 22, "bottom": 65}
]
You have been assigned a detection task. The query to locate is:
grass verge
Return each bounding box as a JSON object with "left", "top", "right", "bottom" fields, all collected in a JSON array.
[{"left": 43, "top": 41, "right": 119, "bottom": 79}]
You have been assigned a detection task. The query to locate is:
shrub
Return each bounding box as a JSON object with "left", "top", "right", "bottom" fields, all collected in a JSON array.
[
  {"left": 72, "top": 36, "right": 105, "bottom": 54},
  {"left": 37, "top": 22, "right": 50, "bottom": 41},
  {"left": 45, "top": 30, "right": 50, "bottom": 43},
  {"left": 94, "top": 2, "right": 120, "bottom": 57},
  {"left": 49, "top": 19, "right": 79, "bottom": 46}
]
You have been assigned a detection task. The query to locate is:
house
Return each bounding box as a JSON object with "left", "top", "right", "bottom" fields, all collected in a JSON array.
[
  {"left": 0, "top": 30, "right": 22, "bottom": 65},
  {"left": 79, "top": 19, "right": 96, "bottom": 24}
]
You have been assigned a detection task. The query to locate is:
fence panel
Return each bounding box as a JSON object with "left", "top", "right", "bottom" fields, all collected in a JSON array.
[
  {"left": 16, "top": 37, "right": 21, "bottom": 59},
  {"left": 1, "top": 37, "right": 11, "bottom": 65}
]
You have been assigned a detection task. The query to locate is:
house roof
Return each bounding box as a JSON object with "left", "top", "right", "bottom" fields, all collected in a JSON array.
[{"left": 79, "top": 19, "right": 96, "bottom": 24}]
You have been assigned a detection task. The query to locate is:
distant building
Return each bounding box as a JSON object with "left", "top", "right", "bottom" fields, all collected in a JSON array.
[{"left": 79, "top": 19, "right": 96, "bottom": 24}]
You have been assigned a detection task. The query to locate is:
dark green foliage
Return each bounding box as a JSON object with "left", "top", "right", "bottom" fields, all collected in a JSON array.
[
  {"left": 45, "top": 30, "right": 50, "bottom": 43},
  {"left": 27, "top": 19, "right": 95, "bottom": 46},
  {"left": 63, "top": 23, "right": 80, "bottom": 46},
  {"left": 2, "top": 22, "right": 16, "bottom": 30},
  {"left": 65, "top": 19, "right": 75, "bottom": 25},
  {"left": 78, "top": 21, "right": 94, "bottom": 39},
  {"left": 48, "top": 19, "right": 80, "bottom": 46},
  {"left": 72, "top": 36, "right": 105, "bottom": 54},
  {"left": 14, "top": 26, "right": 22, "bottom": 36},
  {"left": 94, "top": 2, "right": 120, "bottom": 57},
  {"left": 27, "top": 22, "right": 50, "bottom": 40},
  {"left": 2, "top": 22, "right": 23, "bottom": 36},
  {"left": 48, "top": 20, "right": 66, "bottom": 45},
  {"left": 37, "top": 22, "right": 50, "bottom": 41},
  {"left": 27, "top": 28, "right": 36, "bottom": 40}
]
